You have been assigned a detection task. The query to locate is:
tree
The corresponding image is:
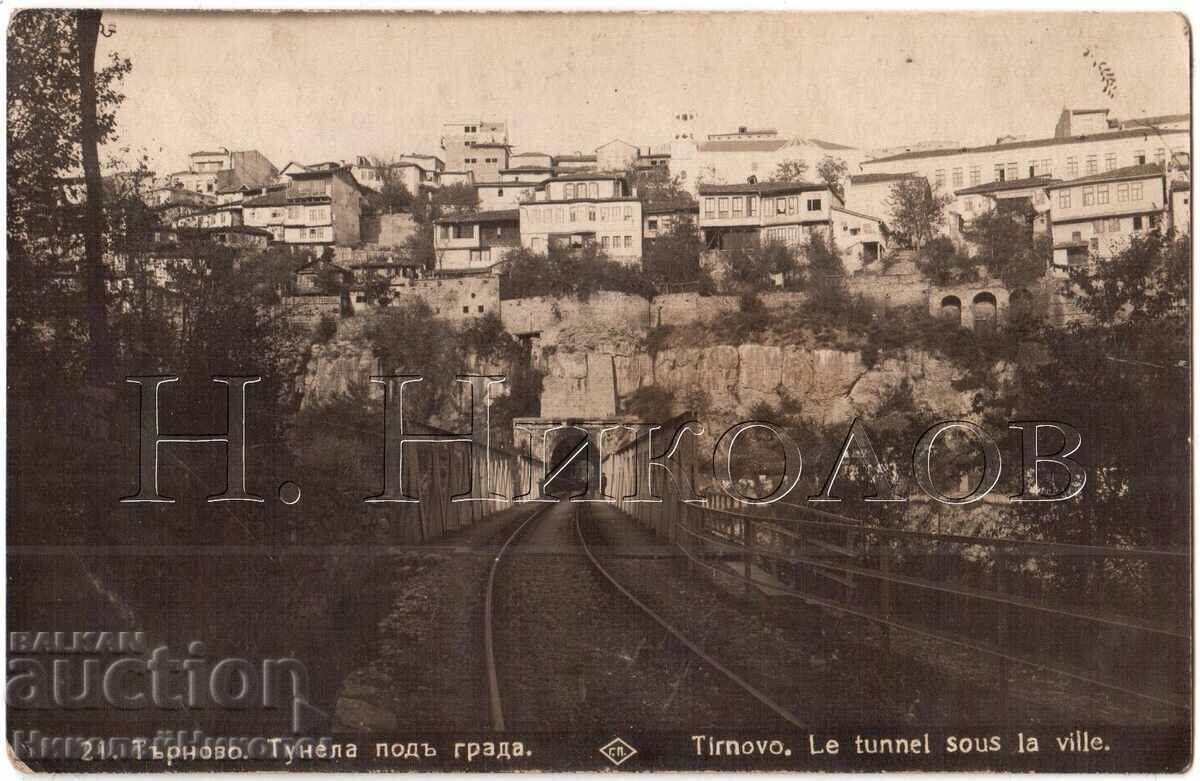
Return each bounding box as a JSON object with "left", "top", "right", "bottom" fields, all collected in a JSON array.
[
  {"left": 816, "top": 156, "right": 849, "bottom": 201},
  {"left": 626, "top": 165, "right": 691, "bottom": 207},
  {"left": 801, "top": 231, "right": 848, "bottom": 309},
  {"left": 1069, "top": 228, "right": 1189, "bottom": 325},
  {"left": 643, "top": 219, "right": 705, "bottom": 288},
  {"left": 77, "top": 10, "right": 110, "bottom": 384},
  {"left": 7, "top": 9, "right": 131, "bottom": 382},
  {"left": 773, "top": 159, "right": 809, "bottom": 183},
  {"left": 917, "top": 235, "right": 977, "bottom": 286},
  {"left": 886, "top": 177, "right": 951, "bottom": 250},
  {"left": 719, "top": 239, "right": 796, "bottom": 292},
  {"left": 960, "top": 201, "right": 1049, "bottom": 286}
]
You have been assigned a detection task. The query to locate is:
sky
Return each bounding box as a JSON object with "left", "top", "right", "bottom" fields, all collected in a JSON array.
[{"left": 97, "top": 11, "right": 1191, "bottom": 176}]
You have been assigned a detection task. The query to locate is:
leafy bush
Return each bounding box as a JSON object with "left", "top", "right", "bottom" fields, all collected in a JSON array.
[
  {"left": 623, "top": 385, "right": 676, "bottom": 422},
  {"left": 314, "top": 314, "right": 338, "bottom": 343},
  {"left": 500, "top": 244, "right": 655, "bottom": 300}
]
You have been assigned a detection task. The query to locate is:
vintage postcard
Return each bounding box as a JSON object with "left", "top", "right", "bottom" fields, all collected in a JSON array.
[{"left": 5, "top": 8, "right": 1192, "bottom": 772}]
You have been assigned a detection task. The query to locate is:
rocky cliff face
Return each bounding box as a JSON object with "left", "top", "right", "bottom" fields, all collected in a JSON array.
[{"left": 297, "top": 308, "right": 985, "bottom": 430}]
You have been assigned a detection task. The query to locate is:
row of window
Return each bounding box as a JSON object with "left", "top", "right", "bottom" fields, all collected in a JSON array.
[
  {"left": 526, "top": 205, "right": 634, "bottom": 224},
  {"left": 462, "top": 157, "right": 501, "bottom": 165},
  {"left": 702, "top": 195, "right": 823, "bottom": 219},
  {"left": 935, "top": 148, "right": 1169, "bottom": 188},
  {"left": 600, "top": 235, "right": 635, "bottom": 250},
  {"left": 562, "top": 182, "right": 603, "bottom": 199},
  {"left": 1059, "top": 180, "right": 1145, "bottom": 209}
]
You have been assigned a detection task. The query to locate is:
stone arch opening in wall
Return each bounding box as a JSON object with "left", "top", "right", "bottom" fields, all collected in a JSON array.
[
  {"left": 940, "top": 295, "right": 962, "bottom": 324},
  {"left": 546, "top": 429, "right": 592, "bottom": 495},
  {"left": 972, "top": 291, "right": 998, "bottom": 331}
]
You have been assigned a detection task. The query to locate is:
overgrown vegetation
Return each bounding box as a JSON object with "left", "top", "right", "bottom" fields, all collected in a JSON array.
[{"left": 499, "top": 244, "right": 656, "bottom": 300}]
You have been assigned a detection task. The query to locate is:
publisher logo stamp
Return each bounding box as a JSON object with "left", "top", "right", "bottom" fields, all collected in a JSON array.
[{"left": 599, "top": 737, "right": 637, "bottom": 767}]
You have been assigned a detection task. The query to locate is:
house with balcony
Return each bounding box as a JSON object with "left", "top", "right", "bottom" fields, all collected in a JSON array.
[
  {"left": 697, "top": 181, "right": 838, "bottom": 250},
  {"left": 282, "top": 166, "right": 366, "bottom": 246},
  {"left": 1044, "top": 163, "right": 1167, "bottom": 269},
  {"left": 433, "top": 209, "right": 521, "bottom": 272},
  {"left": 518, "top": 173, "right": 643, "bottom": 263}
]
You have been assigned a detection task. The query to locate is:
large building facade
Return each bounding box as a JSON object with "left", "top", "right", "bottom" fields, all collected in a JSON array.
[{"left": 518, "top": 174, "right": 644, "bottom": 263}]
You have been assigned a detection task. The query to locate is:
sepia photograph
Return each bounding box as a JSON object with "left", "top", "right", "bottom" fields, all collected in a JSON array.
[{"left": 4, "top": 8, "right": 1193, "bottom": 772}]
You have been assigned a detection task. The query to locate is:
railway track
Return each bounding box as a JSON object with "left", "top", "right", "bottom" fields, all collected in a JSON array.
[{"left": 482, "top": 500, "right": 806, "bottom": 732}]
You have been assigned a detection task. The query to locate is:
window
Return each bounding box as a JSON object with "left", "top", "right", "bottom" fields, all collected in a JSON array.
[
  {"left": 787, "top": 196, "right": 798, "bottom": 215},
  {"left": 704, "top": 198, "right": 715, "bottom": 217},
  {"left": 569, "top": 208, "right": 577, "bottom": 222},
  {"left": 1093, "top": 219, "right": 1105, "bottom": 234},
  {"left": 601, "top": 236, "right": 610, "bottom": 248},
  {"left": 1155, "top": 148, "right": 1166, "bottom": 166},
  {"left": 1072, "top": 230, "right": 1082, "bottom": 241},
  {"left": 565, "top": 183, "right": 575, "bottom": 199},
  {"left": 1133, "top": 215, "right": 1144, "bottom": 230},
  {"left": 718, "top": 197, "right": 730, "bottom": 217},
  {"left": 994, "top": 163, "right": 1005, "bottom": 182},
  {"left": 624, "top": 235, "right": 632, "bottom": 248},
  {"left": 497, "top": 188, "right": 504, "bottom": 197},
  {"left": 1130, "top": 182, "right": 1143, "bottom": 200},
  {"left": 1058, "top": 190, "right": 1071, "bottom": 209},
  {"left": 1066, "top": 157, "right": 1079, "bottom": 177},
  {"left": 462, "top": 306, "right": 469, "bottom": 314},
  {"left": 1082, "top": 186, "right": 1095, "bottom": 206},
  {"left": 1097, "top": 185, "right": 1109, "bottom": 205},
  {"left": 647, "top": 219, "right": 658, "bottom": 231},
  {"left": 1104, "top": 152, "right": 1117, "bottom": 171},
  {"left": 1006, "top": 162, "right": 1018, "bottom": 180},
  {"left": 478, "top": 306, "right": 484, "bottom": 313},
  {"left": 733, "top": 197, "right": 744, "bottom": 216},
  {"left": 623, "top": 206, "right": 632, "bottom": 222},
  {"left": 1086, "top": 155, "right": 1098, "bottom": 174},
  {"left": 934, "top": 169, "right": 946, "bottom": 188},
  {"left": 952, "top": 168, "right": 963, "bottom": 187},
  {"left": 1107, "top": 218, "right": 1120, "bottom": 232},
  {"left": 1134, "top": 150, "right": 1146, "bottom": 165},
  {"left": 965, "top": 198, "right": 975, "bottom": 212},
  {"left": 1039, "top": 159, "right": 1051, "bottom": 176},
  {"left": 589, "top": 183, "right": 599, "bottom": 198},
  {"left": 747, "top": 197, "right": 757, "bottom": 216},
  {"left": 969, "top": 166, "right": 981, "bottom": 185},
  {"left": 588, "top": 208, "right": 596, "bottom": 221},
  {"left": 496, "top": 226, "right": 503, "bottom": 237},
  {"left": 1090, "top": 237, "right": 1099, "bottom": 252},
  {"left": 807, "top": 198, "right": 822, "bottom": 211}
]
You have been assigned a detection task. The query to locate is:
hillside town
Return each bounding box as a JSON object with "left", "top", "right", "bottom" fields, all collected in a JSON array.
[
  {"left": 8, "top": 12, "right": 1192, "bottom": 769},
  {"left": 114, "top": 106, "right": 1191, "bottom": 336}
]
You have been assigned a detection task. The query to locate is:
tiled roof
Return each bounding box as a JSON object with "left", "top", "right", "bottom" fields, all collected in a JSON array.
[
  {"left": 1044, "top": 163, "right": 1166, "bottom": 190},
  {"left": 848, "top": 172, "right": 919, "bottom": 185},
  {"left": 863, "top": 127, "right": 1189, "bottom": 166},
  {"left": 830, "top": 205, "right": 885, "bottom": 222},
  {"left": 699, "top": 180, "right": 828, "bottom": 196},
  {"left": 214, "top": 169, "right": 248, "bottom": 194},
  {"left": 244, "top": 189, "right": 289, "bottom": 207},
  {"left": 954, "top": 175, "right": 1060, "bottom": 196},
  {"left": 553, "top": 154, "right": 597, "bottom": 163},
  {"left": 643, "top": 199, "right": 699, "bottom": 215},
  {"left": 473, "top": 180, "right": 540, "bottom": 188},
  {"left": 435, "top": 208, "right": 520, "bottom": 225},
  {"left": 1118, "top": 113, "right": 1190, "bottom": 129},
  {"left": 805, "top": 138, "right": 857, "bottom": 151},
  {"left": 697, "top": 139, "right": 789, "bottom": 153},
  {"left": 551, "top": 172, "right": 626, "bottom": 182}
]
